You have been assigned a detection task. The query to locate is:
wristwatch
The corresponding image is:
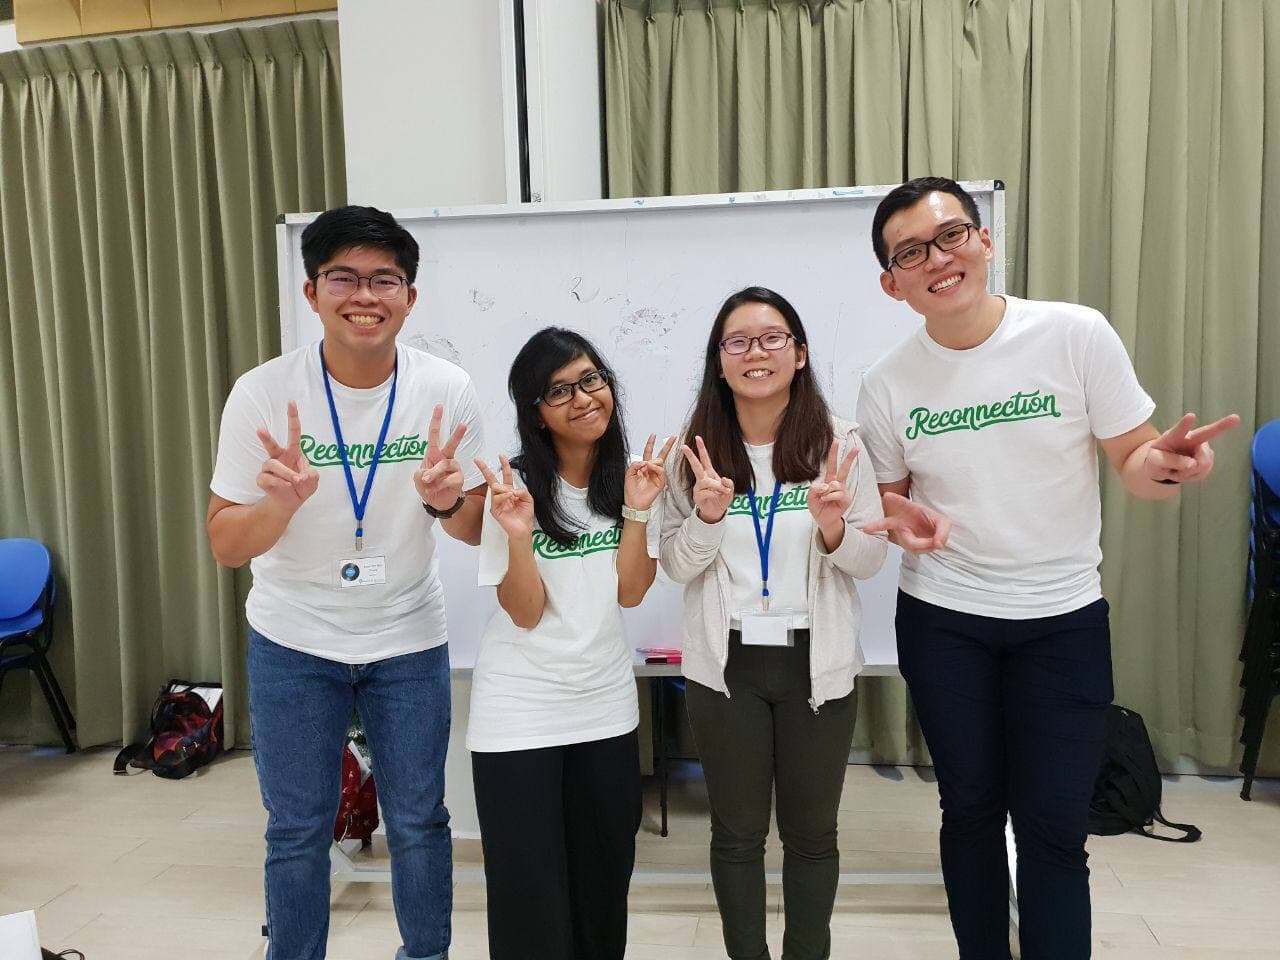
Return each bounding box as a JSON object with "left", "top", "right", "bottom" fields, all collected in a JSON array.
[
  {"left": 423, "top": 494, "right": 468, "bottom": 519},
  {"left": 621, "top": 504, "right": 651, "bottom": 523}
]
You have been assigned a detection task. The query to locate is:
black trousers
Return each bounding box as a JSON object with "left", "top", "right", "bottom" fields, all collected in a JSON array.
[
  {"left": 471, "top": 729, "right": 641, "bottom": 960},
  {"left": 896, "top": 591, "right": 1113, "bottom": 960}
]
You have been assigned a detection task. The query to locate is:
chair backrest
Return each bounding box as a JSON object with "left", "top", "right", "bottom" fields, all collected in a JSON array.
[
  {"left": 1253, "top": 421, "right": 1280, "bottom": 499},
  {"left": 0, "top": 538, "right": 52, "bottom": 619}
]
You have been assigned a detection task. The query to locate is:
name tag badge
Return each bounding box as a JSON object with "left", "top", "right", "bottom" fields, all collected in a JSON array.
[
  {"left": 337, "top": 555, "right": 387, "bottom": 587},
  {"left": 738, "top": 609, "right": 795, "bottom": 647}
]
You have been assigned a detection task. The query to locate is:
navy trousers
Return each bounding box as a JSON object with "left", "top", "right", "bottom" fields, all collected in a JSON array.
[{"left": 896, "top": 591, "right": 1113, "bottom": 960}]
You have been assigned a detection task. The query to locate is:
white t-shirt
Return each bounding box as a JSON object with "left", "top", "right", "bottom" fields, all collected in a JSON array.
[
  {"left": 468, "top": 475, "right": 646, "bottom": 752},
  {"left": 210, "top": 341, "right": 485, "bottom": 662},
  {"left": 722, "top": 443, "right": 813, "bottom": 628},
  {"left": 856, "top": 296, "right": 1154, "bottom": 618}
]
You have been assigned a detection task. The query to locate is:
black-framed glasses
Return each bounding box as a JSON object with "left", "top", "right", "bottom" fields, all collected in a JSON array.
[
  {"left": 888, "top": 223, "right": 976, "bottom": 270},
  {"left": 315, "top": 268, "right": 409, "bottom": 300},
  {"left": 535, "top": 369, "right": 611, "bottom": 407},
  {"left": 719, "top": 331, "right": 796, "bottom": 355}
]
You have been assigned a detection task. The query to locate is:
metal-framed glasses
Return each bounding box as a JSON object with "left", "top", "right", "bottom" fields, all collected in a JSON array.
[
  {"left": 536, "top": 369, "right": 611, "bottom": 407},
  {"left": 888, "top": 223, "right": 976, "bottom": 270},
  {"left": 719, "top": 331, "right": 796, "bottom": 355},
  {"left": 315, "top": 268, "right": 409, "bottom": 300}
]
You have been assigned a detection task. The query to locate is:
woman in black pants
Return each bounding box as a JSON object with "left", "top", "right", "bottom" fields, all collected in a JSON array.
[{"left": 468, "top": 327, "right": 673, "bottom": 960}]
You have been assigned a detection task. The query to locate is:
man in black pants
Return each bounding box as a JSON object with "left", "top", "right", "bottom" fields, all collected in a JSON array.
[{"left": 857, "top": 177, "right": 1238, "bottom": 959}]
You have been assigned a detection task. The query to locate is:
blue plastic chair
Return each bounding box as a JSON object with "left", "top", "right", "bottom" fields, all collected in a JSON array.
[
  {"left": 1240, "top": 422, "right": 1280, "bottom": 798},
  {"left": 0, "top": 538, "right": 77, "bottom": 752},
  {"left": 1253, "top": 420, "right": 1280, "bottom": 516},
  {"left": 1245, "top": 421, "right": 1280, "bottom": 602}
]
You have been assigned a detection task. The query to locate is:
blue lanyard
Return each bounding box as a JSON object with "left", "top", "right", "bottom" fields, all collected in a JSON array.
[
  {"left": 747, "top": 482, "right": 783, "bottom": 610},
  {"left": 320, "top": 343, "right": 398, "bottom": 552}
]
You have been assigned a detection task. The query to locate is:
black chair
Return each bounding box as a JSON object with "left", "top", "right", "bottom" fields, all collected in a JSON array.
[
  {"left": 1239, "top": 422, "right": 1280, "bottom": 799},
  {"left": 0, "top": 538, "right": 77, "bottom": 752}
]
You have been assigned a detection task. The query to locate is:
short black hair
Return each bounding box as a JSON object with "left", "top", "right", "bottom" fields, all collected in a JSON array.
[
  {"left": 300, "top": 205, "right": 420, "bottom": 282},
  {"left": 871, "top": 177, "right": 982, "bottom": 270}
]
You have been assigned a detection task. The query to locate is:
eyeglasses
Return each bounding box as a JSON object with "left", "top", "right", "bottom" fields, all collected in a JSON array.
[
  {"left": 887, "top": 223, "right": 976, "bottom": 270},
  {"left": 719, "top": 331, "right": 796, "bottom": 355},
  {"left": 536, "top": 369, "right": 611, "bottom": 407},
  {"left": 315, "top": 269, "right": 409, "bottom": 300}
]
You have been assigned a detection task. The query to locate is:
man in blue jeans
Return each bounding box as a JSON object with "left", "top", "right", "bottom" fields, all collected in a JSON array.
[
  {"left": 857, "top": 178, "right": 1238, "bottom": 959},
  {"left": 207, "top": 206, "right": 486, "bottom": 960}
]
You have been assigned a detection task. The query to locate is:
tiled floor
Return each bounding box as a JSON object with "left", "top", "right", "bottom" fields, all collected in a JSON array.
[{"left": 1, "top": 745, "right": 1278, "bottom": 959}]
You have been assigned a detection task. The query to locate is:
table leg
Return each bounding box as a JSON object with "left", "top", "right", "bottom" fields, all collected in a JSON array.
[{"left": 657, "top": 677, "right": 669, "bottom": 838}]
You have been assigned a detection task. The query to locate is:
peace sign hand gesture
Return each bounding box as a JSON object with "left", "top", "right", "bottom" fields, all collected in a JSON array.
[
  {"left": 256, "top": 401, "right": 319, "bottom": 514},
  {"left": 625, "top": 434, "right": 677, "bottom": 512},
  {"left": 415, "top": 404, "right": 469, "bottom": 511},
  {"left": 807, "top": 440, "right": 859, "bottom": 534},
  {"left": 680, "top": 436, "right": 735, "bottom": 524},
  {"left": 1143, "top": 412, "right": 1241, "bottom": 485},
  {"left": 862, "top": 493, "right": 951, "bottom": 555},
  {"left": 476, "top": 455, "right": 535, "bottom": 541}
]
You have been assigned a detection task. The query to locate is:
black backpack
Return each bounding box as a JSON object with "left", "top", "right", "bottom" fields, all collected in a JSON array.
[{"left": 1088, "top": 704, "right": 1201, "bottom": 842}]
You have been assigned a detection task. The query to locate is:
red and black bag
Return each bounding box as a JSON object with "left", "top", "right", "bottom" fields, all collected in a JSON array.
[
  {"left": 113, "top": 679, "right": 225, "bottom": 780},
  {"left": 333, "top": 739, "right": 379, "bottom": 843}
]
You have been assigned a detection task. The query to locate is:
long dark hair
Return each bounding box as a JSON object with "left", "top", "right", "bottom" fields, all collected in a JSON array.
[
  {"left": 508, "top": 327, "right": 629, "bottom": 546},
  {"left": 681, "top": 286, "right": 833, "bottom": 493}
]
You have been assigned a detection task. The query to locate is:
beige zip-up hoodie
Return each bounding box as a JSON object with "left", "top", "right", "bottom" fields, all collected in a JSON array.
[{"left": 658, "top": 418, "right": 888, "bottom": 710}]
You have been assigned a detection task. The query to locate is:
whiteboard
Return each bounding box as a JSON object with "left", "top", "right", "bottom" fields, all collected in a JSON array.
[{"left": 276, "top": 183, "right": 1006, "bottom": 670}]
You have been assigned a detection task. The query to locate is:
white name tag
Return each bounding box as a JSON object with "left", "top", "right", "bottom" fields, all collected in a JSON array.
[
  {"left": 337, "top": 555, "right": 387, "bottom": 587},
  {"left": 738, "top": 610, "right": 794, "bottom": 647}
]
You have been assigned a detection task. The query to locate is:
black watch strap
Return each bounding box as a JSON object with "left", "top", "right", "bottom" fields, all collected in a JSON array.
[{"left": 423, "top": 493, "right": 467, "bottom": 519}]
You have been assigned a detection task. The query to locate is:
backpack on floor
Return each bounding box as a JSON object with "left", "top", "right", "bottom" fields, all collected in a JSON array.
[
  {"left": 113, "top": 680, "right": 225, "bottom": 780},
  {"left": 1088, "top": 704, "right": 1201, "bottom": 842}
]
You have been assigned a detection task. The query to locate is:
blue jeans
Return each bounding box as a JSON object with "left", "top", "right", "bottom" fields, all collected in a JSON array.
[
  {"left": 248, "top": 629, "right": 452, "bottom": 960},
  {"left": 896, "top": 593, "right": 1113, "bottom": 960}
]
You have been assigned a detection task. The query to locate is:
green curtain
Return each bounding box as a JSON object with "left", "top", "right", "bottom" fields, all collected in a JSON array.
[
  {"left": 605, "top": 0, "right": 1280, "bottom": 773},
  {"left": 0, "top": 19, "right": 346, "bottom": 749}
]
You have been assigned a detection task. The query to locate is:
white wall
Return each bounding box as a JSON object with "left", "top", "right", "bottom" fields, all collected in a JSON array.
[
  {"left": 338, "top": 0, "right": 603, "bottom": 209},
  {"left": 0, "top": 23, "right": 17, "bottom": 54},
  {"left": 523, "top": 1, "right": 604, "bottom": 201},
  {"left": 338, "top": 0, "right": 512, "bottom": 209}
]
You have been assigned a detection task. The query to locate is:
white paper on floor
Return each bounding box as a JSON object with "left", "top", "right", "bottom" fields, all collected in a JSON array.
[{"left": 0, "top": 909, "right": 41, "bottom": 960}]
